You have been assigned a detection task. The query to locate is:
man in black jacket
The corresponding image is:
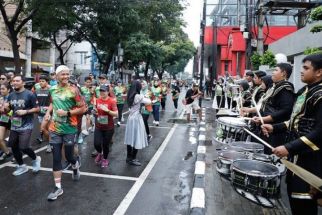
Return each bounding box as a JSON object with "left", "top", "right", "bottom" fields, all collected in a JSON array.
[{"left": 262, "top": 54, "right": 322, "bottom": 215}]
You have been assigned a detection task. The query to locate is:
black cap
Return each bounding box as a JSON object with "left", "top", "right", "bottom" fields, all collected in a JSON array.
[
  {"left": 98, "top": 74, "right": 107, "bottom": 79},
  {"left": 254, "top": 70, "right": 266, "bottom": 78},
  {"left": 99, "top": 85, "right": 109, "bottom": 92}
]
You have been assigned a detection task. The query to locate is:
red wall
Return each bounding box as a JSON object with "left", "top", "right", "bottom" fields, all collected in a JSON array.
[{"left": 204, "top": 26, "right": 297, "bottom": 78}]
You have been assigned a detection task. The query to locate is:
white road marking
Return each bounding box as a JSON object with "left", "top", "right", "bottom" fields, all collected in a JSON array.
[
  {"left": 4, "top": 163, "right": 138, "bottom": 181},
  {"left": 189, "top": 137, "right": 197, "bottom": 144},
  {"left": 190, "top": 188, "right": 205, "bottom": 208},
  {"left": 197, "top": 146, "right": 206, "bottom": 154},
  {"left": 200, "top": 121, "right": 206, "bottom": 125},
  {"left": 199, "top": 127, "right": 206, "bottom": 131},
  {"left": 194, "top": 161, "right": 205, "bottom": 175},
  {"left": 113, "top": 118, "right": 180, "bottom": 215},
  {"left": 199, "top": 135, "right": 206, "bottom": 141},
  {"left": 190, "top": 127, "right": 196, "bottom": 132}
]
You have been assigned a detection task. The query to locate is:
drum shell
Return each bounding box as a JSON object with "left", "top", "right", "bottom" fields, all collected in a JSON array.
[
  {"left": 215, "top": 117, "right": 248, "bottom": 144},
  {"left": 231, "top": 159, "right": 281, "bottom": 198},
  {"left": 216, "top": 151, "right": 249, "bottom": 175}
]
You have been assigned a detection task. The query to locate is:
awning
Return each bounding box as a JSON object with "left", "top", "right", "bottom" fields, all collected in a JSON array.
[{"left": 31, "top": 61, "right": 53, "bottom": 67}]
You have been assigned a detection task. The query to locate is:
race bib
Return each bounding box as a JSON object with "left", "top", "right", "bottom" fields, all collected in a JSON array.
[
  {"left": 0, "top": 115, "right": 9, "bottom": 123},
  {"left": 53, "top": 112, "right": 67, "bottom": 123},
  {"left": 98, "top": 116, "right": 108, "bottom": 124},
  {"left": 40, "top": 106, "right": 48, "bottom": 114},
  {"left": 12, "top": 117, "right": 22, "bottom": 127}
]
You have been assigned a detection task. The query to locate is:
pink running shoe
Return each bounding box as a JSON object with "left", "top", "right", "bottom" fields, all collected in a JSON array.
[
  {"left": 95, "top": 153, "right": 102, "bottom": 165},
  {"left": 101, "top": 159, "right": 109, "bottom": 168}
]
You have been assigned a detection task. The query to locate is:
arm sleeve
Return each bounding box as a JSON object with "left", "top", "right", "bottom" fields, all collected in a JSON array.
[
  {"left": 270, "top": 89, "right": 294, "bottom": 122},
  {"left": 272, "top": 121, "right": 289, "bottom": 133},
  {"left": 185, "top": 90, "right": 192, "bottom": 99},
  {"left": 284, "top": 100, "right": 322, "bottom": 155},
  {"left": 141, "top": 97, "right": 151, "bottom": 104}
]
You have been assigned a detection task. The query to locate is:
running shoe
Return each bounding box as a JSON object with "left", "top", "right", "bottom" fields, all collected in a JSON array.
[
  {"left": 12, "top": 164, "right": 28, "bottom": 176},
  {"left": 129, "top": 159, "right": 141, "bottom": 166},
  {"left": 62, "top": 161, "right": 71, "bottom": 171},
  {"left": 117, "top": 121, "right": 121, "bottom": 127},
  {"left": 82, "top": 130, "right": 89, "bottom": 136},
  {"left": 47, "top": 187, "right": 63, "bottom": 201},
  {"left": 155, "top": 121, "right": 159, "bottom": 126},
  {"left": 78, "top": 135, "right": 84, "bottom": 144},
  {"left": 101, "top": 159, "right": 109, "bottom": 168},
  {"left": 36, "top": 137, "right": 43, "bottom": 144},
  {"left": 72, "top": 161, "right": 80, "bottom": 181},
  {"left": 76, "top": 156, "right": 81, "bottom": 168},
  {"left": 91, "top": 150, "right": 98, "bottom": 157},
  {"left": 95, "top": 153, "right": 102, "bottom": 165},
  {"left": 32, "top": 156, "right": 41, "bottom": 173},
  {"left": 0, "top": 152, "right": 12, "bottom": 161},
  {"left": 147, "top": 135, "right": 153, "bottom": 142},
  {"left": 46, "top": 144, "right": 52, "bottom": 153}
]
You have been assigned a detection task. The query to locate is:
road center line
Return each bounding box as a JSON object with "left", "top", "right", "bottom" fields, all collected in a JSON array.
[
  {"left": 113, "top": 118, "right": 180, "bottom": 215},
  {"left": 4, "top": 163, "right": 138, "bottom": 181}
]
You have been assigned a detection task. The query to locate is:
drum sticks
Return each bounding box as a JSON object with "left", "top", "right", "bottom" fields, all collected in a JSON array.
[
  {"left": 252, "top": 97, "right": 264, "bottom": 125},
  {"left": 243, "top": 128, "right": 274, "bottom": 150}
]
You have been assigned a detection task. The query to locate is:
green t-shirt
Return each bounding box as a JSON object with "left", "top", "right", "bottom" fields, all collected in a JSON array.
[
  {"left": 151, "top": 86, "right": 161, "bottom": 105},
  {"left": 114, "top": 86, "right": 125, "bottom": 104},
  {"left": 81, "top": 86, "right": 93, "bottom": 108},
  {"left": 49, "top": 85, "right": 84, "bottom": 134}
]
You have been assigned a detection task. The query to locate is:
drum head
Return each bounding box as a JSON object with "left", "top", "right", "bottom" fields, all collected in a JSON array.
[
  {"left": 218, "top": 150, "right": 249, "bottom": 161},
  {"left": 230, "top": 141, "right": 264, "bottom": 152},
  {"left": 217, "top": 117, "right": 246, "bottom": 127},
  {"left": 232, "top": 159, "right": 279, "bottom": 177}
]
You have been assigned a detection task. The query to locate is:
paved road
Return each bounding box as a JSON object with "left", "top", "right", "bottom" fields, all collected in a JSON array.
[{"left": 0, "top": 90, "right": 198, "bottom": 215}]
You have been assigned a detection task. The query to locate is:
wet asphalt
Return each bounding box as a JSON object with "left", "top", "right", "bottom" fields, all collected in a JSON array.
[{"left": 0, "top": 90, "right": 198, "bottom": 215}]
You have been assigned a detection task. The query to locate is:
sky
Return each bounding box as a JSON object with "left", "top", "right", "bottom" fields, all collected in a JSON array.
[{"left": 182, "top": 0, "right": 203, "bottom": 74}]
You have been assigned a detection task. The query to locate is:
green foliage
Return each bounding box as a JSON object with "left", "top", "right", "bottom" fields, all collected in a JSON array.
[
  {"left": 304, "top": 47, "right": 322, "bottom": 55},
  {"left": 310, "top": 6, "right": 322, "bottom": 33},
  {"left": 261, "top": 51, "right": 277, "bottom": 68},
  {"left": 310, "top": 6, "right": 322, "bottom": 21},
  {"left": 250, "top": 52, "right": 261, "bottom": 70}
]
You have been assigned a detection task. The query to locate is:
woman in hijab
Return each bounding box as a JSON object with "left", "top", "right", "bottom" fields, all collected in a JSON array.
[{"left": 124, "top": 80, "right": 151, "bottom": 166}]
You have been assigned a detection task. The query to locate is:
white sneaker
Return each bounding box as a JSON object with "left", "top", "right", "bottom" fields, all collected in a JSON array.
[
  {"left": 153, "top": 120, "right": 156, "bottom": 125},
  {"left": 155, "top": 121, "right": 159, "bottom": 126},
  {"left": 82, "top": 130, "right": 89, "bottom": 136},
  {"left": 5, "top": 137, "right": 9, "bottom": 142},
  {"left": 13, "top": 164, "right": 28, "bottom": 176},
  {"left": 32, "top": 156, "right": 41, "bottom": 173},
  {"left": 46, "top": 144, "right": 52, "bottom": 153}
]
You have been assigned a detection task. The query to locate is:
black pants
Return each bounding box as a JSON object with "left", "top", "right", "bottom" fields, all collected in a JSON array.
[
  {"left": 94, "top": 129, "right": 114, "bottom": 159},
  {"left": 161, "top": 98, "right": 166, "bottom": 110},
  {"left": 173, "top": 99, "right": 178, "bottom": 109},
  {"left": 216, "top": 96, "right": 225, "bottom": 108},
  {"left": 287, "top": 186, "right": 318, "bottom": 215},
  {"left": 10, "top": 130, "right": 36, "bottom": 165},
  {"left": 117, "top": 104, "right": 124, "bottom": 122},
  {"left": 127, "top": 145, "right": 138, "bottom": 160},
  {"left": 227, "top": 98, "right": 236, "bottom": 109},
  {"left": 142, "top": 114, "right": 150, "bottom": 136}
]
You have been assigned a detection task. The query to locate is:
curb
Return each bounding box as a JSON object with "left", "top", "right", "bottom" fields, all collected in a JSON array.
[{"left": 189, "top": 107, "right": 208, "bottom": 215}]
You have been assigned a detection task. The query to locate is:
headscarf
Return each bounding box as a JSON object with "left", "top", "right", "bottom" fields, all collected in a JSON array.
[
  {"left": 239, "top": 80, "right": 249, "bottom": 91},
  {"left": 141, "top": 80, "right": 148, "bottom": 95},
  {"left": 127, "top": 80, "right": 142, "bottom": 107},
  {"left": 262, "top": 75, "right": 273, "bottom": 90}
]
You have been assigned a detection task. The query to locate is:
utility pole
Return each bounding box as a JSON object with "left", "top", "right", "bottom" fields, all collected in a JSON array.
[
  {"left": 199, "top": 0, "right": 206, "bottom": 107},
  {"left": 257, "top": 0, "right": 264, "bottom": 55},
  {"left": 211, "top": 17, "right": 217, "bottom": 88},
  {"left": 245, "top": 0, "right": 253, "bottom": 69}
]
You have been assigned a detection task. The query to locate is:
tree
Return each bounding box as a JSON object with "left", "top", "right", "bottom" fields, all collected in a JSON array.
[
  {"left": 310, "top": 6, "right": 322, "bottom": 33},
  {"left": 32, "top": 1, "right": 84, "bottom": 65},
  {"left": 0, "top": 0, "right": 41, "bottom": 74}
]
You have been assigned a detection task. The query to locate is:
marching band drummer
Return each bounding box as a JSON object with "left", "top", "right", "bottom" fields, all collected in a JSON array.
[
  {"left": 252, "top": 70, "right": 267, "bottom": 103},
  {"left": 241, "top": 63, "right": 295, "bottom": 151},
  {"left": 261, "top": 54, "right": 322, "bottom": 215},
  {"left": 238, "top": 80, "right": 252, "bottom": 108}
]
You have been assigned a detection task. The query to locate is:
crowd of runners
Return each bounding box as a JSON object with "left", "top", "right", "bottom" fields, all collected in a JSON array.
[{"left": 0, "top": 65, "right": 195, "bottom": 201}]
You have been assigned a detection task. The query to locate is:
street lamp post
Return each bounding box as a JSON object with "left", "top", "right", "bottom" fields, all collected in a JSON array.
[{"left": 199, "top": 0, "right": 207, "bottom": 107}]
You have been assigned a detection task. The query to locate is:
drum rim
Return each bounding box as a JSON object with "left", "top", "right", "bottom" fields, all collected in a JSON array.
[
  {"left": 218, "top": 150, "right": 249, "bottom": 162},
  {"left": 231, "top": 159, "right": 280, "bottom": 177},
  {"left": 217, "top": 117, "right": 246, "bottom": 127},
  {"left": 230, "top": 141, "right": 264, "bottom": 150}
]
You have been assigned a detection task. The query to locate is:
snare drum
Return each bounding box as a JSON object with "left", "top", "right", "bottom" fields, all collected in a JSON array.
[
  {"left": 215, "top": 117, "right": 248, "bottom": 144},
  {"left": 230, "top": 141, "right": 264, "bottom": 154},
  {"left": 252, "top": 153, "right": 272, "bottom": 163},
  {"left": 216, "top": 150, "right": 249, "bottom": 175},
  {"left": 231, "top": 159, "right": 281, "bottom": 198}
]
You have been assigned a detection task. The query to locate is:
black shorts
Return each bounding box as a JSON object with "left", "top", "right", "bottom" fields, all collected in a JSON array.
[{"left": 0, "top": 121, "right": 11, "bottom": 130}]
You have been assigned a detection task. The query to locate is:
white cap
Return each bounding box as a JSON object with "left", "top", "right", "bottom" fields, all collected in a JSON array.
[{"left": 55, "top": 65, "right": 70, "bottom": 74}]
